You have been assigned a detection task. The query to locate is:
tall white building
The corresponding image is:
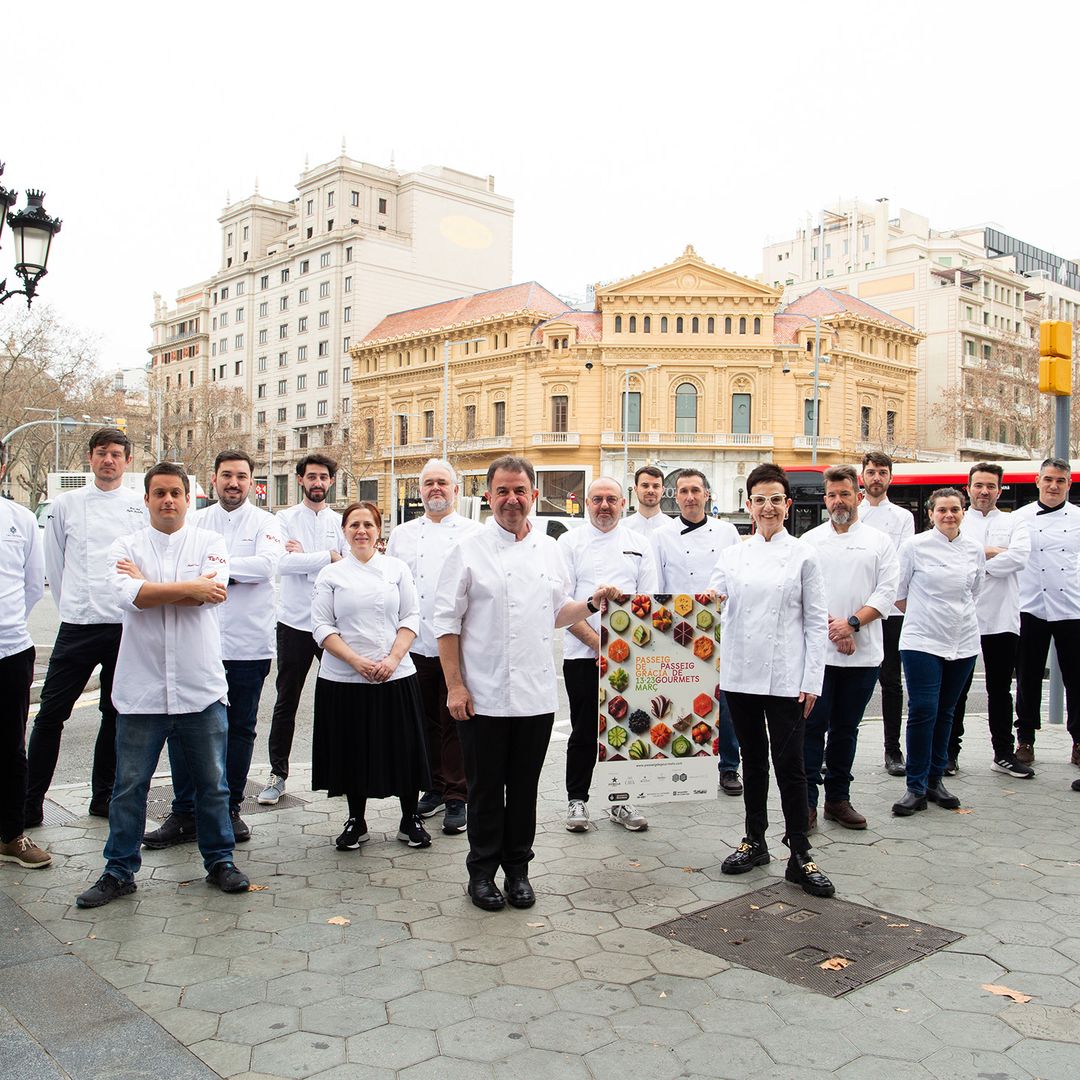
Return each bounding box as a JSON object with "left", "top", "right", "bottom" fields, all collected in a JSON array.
[
  {"left": 150, "top": 150, "right": 513, "bottom": 506},
  {"left": 761, "top": 200, "right": 1080, "bottom": 458}
]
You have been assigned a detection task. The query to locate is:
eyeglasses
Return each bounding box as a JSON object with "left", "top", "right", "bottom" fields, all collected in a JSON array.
[
  {"left": 749, "top": 494, "right": 788, "bottom": 507},
  {"left": 588, "top": 496, "right": 621, "bottom": 506}
]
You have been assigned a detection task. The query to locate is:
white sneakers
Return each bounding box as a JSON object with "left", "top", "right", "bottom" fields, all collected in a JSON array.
[
  {"left": 565, "top": 800, "right": 590, "bottom": 832},
  {"left": 257, "top": 775, "right": 286, "bottom": 805},
  {"left": 566, "top": 800, "right": 649, "bottom": 832}
]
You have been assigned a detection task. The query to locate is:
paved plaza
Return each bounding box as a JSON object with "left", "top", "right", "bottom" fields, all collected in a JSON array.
[{"left": 2, "top": 710, "right": 1080, "bottom": 1079}]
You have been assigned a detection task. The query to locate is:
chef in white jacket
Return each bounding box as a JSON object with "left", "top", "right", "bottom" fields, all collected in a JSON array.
[
  {"left": 709, "top": 463, "right": 834, "bottom": 898},
  {"left": 623, "top": 465, "right": 677, "bottom": 539}
]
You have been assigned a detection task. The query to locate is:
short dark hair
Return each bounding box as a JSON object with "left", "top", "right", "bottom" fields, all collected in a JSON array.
[
  {"left": 861, "top": 451, "right": 894, "bottom": 472},
  {"left": 1040, "top": 456, "right": 1070, "bottom": 475},
  {"left": 746, "top": 462, "right": 790, "bottom": 499},
  {"left": 342, "top": 500, "right": 382, "bottom": 531},
  {"left": 634, "top": 465, "right": 665, "bottom": 484},
  {"left": 214, "top": 449, "right": 254, "bottom": 474},
  {"left": 968, "top": 461, "right": 1003, "bottom": 484},
  {"left": 144, "top": 461, "right": 189, "bottom": 495},
  {"left": 486, "top": 454, "right": 535, "bottom": 489},
  {"left": 823, "top": 464, "right": 859, "bottom": 490},
  {"left": 675, "top": 468, "right": 710, "bottom": 493},
  {"left": 296, "top": 453, "right": 337, "bottom": 479},
  {"left": 927, "top": 486, "right": 965, "bottom": 511},
  {"left": 88, "top": 427, "right": 132, "bottom": 458}
]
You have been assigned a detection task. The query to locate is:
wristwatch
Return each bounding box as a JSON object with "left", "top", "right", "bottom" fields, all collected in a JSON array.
[
  {"left": 586, "top": 597, "right": 599, "bottom": 614},
  {"left": 847, "top": 615, "right": 861, "bottom": 633}
]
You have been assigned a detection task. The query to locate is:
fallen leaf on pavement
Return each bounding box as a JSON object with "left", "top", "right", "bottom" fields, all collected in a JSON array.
[
  {"left": 659, "top": 991, "right": 667, "bottom": 998},
  {"left": 952, "top": 808, "right": 974, "bottom": 814},
  {"left": 981, "top": 984, "right": 1032, "bottom": 1003},
  {"left": 527, "top": 922, "right": 545, "bottom": 928},
  {"left": 887, "top": 923, "right": 909, "bottom": 928},
  {"left": 819, "top": 956, "right": 852, "bottom": 971},
  {"left": 326, "top": 916, "right": 350, "bottom": 926},
  {"left": 895, "top": 1008, "right": 910, "bottom": 1014},
  {"left": 628, "top": 861, "right": 641, "bottom": 868},
  {"left": 248, "top": 883, "right": 269, "bottom": 892}
]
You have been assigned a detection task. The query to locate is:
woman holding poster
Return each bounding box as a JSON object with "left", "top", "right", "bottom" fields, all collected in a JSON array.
[{"left": 709, "top": 463, "right": 834, "bottom": 897}]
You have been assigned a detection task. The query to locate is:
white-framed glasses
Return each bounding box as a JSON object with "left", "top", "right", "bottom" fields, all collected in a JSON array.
[{"left": 749, "top": 494, "right": 788, "bottom": 507}]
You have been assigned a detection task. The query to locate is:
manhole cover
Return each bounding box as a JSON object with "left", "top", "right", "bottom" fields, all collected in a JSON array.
[
  {"left": 146, "top": 781, "right": 308, "bottom": 822},
  {"left": 649, "top": 883, "right": 962, "bottom": 997}
]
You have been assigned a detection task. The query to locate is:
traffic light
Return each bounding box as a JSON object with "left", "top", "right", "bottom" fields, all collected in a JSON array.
[
  {"left": 1039, "top": 321, "right": 1073, "bottom": 396},
  {"left": 115, "top": 416, "right": 127, "bottom": 433}
]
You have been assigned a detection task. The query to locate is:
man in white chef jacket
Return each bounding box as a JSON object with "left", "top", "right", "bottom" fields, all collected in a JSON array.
[
  {"left": 654, "top": 469, "right": 743, "bottom": 795},
  {"left": 945, "top": 463, "right": 1034, "bottom": 779},
  {"left": 386, "top": 458, "right": 480, "bottom": 835},
  {"left": 258, "top": 454, "right": 346, "bottom": 806},
  {"left": 560, "top": 476, "right": 658, "bottom": 834},
  {"left": 623, "top": 465, "right": 677, "bottom": 539},
  {"left": 1012, "top": 457, "right": 1080, "bottom": 769},
  {"left": 145, "top": 451, "right": 283, "bottom": 848},
  {"left": 859, "top": 451, "right": 915, "bottom": 777},
  {"left": 76, "top": 463, "right": 249, "bottom": 908},
  {"left": 435, "top": 455, "right": 619, "bottom": 914},
  {"left": 25, "top": 428, "right": 147, "bottom": 826},
  {"left": 801, "top": 465, "right": 899, "bottom": 831}
]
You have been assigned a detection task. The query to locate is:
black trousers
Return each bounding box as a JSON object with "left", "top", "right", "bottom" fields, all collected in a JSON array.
[
  {"left": 725, "top": 692, "right": 810, "bottom": 857},
  {"left": 950, "top": 632, "right": 1019, "bottom": 760},
  {"left": 563, "top": 658, "right": 599, "bottom": 802},
  {"left": 1, "top": 646, "right": 35, "bottom": 842},
  {"left": 1015, "top": 612, "right": 1080, "bottom": 744},
  {"left": 457, "top": 713, "right": 553, "bottom": 880},
  {"left": 25, "top": 622, "right": 122, "bottom": 816},
  {"left": 412, "top": 653, "right": 466, "bottom": 802},
  {"left": 879, "top": 615, "right": 904, "bottom": 752},
  {"left": 267, "top": 622, "right": 322, "bottom": 779}
]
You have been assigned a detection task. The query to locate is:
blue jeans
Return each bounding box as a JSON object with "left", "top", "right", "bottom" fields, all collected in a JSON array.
[
  {"left": 805, "top": 665, "right": 880, "bottom": 807},
  {"left": 717, "top": 691, "right": 740, "bottom": 774},
  {"left": 168, "top": 659, "right": 271, "bottom": 814},
  {"left": 103, "top": 703, "right": 233, "bottom": 881},
  {"left": 900, "top": 650, "right": 977, "bottom": 796}
]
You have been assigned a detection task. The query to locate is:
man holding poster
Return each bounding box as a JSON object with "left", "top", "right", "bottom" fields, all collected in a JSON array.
[{"left": 560, "top": 477, "right": 658, "bottom": 833}]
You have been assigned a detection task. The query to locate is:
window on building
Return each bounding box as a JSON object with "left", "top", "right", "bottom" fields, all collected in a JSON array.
[
  {"left": 731, "top": 393, "right": 751, "bottom": 434},
  {"left": 725, "top": 316, "right": 732, "bottom": 333},
  {"left": 219, "top": 338, "right": 228, "bottom": 354},
  {"left": 235, "top": 305, "right": 244, "bottom": 320},
  {"left": 235, "top": 360, "right": 243, "bottom": 376},
  {"left": 221, "top": 311, "right": 229, "bottom": 328},
  {"left": 327, "top": 191, "right": 335, "bottom": 208},
  {"left": 221, "top": 286, "right": 229, "bottom": 301},
  {"left": 378, "top": 197, "right": 388, "bottom": 213},
  {"left": 661, "top": 316, "right": 668, "bottom": 332},
  {"left": 707, "top": 317, "right": 715, "bottom": 333},
  {"left": 297, "top": 345, "right": 307, "bottom": 361},
  {"left": 259, "top": 301, "right": 268, "bottom": 318},
  {"left": 318, "top": 370, "right": 328, "bottom": 387},
  {"left": 643, "top": 315, "right": 651, "bottom": 333},
  {"left": 257, "top": 383, "right": 268, "bottom": 400},
  {"left": 259, "top": 329, "right": 268, "bottom": 345},
  {"left": 860, "top": 406, "right": 871, "bottom": 439},
  {"left": 675, "top": 383, "right": 697, "bottom": 433},
  {"left": 297, "top": 374, "right": 307, "bottom": 390},
  {"left": 692, "top": 316, "right": 699, "bottom": 333},
  {"left": 614, "top": 315, "right": 622, "bottom": 333},
  {"left": 260, "top": 274, "right": 269, "bottom": 289},
  {"left": 887, "top": 410, "right": 896, "bottom": 441},
  {"left": 739, "top": 317, "right": 747, "bottom": 334},
  {"left": 281, "top": 268, "right": 290, "bottom": 283},
  {"left": 298, "top": 316, "right": 308, "bottom": 333},
  {"left": 187, "top": 429, "right": 194, "bottom": 447},
  {"left": 676, "top": 317, "right": 684, "bottom": 333},
  {"left": 804, "top": 399, "right": 819, "bottom": 436},
  {"left": 343, "top": 336, "right": 350, "bottom": 351},
  {"left": 279, "top": 296, "right": 289, "bottom": 312},
  {"left": 319, "top": 282, "right": 330, "bottom": 299},
  {"left": 258, "top": 356, "right": 267, "bottom": 372},
  {"left": 298, "top": 431, "right": 308, "bottom": 449},
  {"left": 424, "top": 410, "right": 435, "bottom": 440},
  {"left": 628, "top": 315, "right": 636, "bottom": 333},
  {"left": 343, "top": 306, "right": 351, "bottom": 323},
  {"left": 306, "top": 198, "right": 314, "bottom": 215},
  {"left": 298, "top": 288, "right": 308, "bottom": 304},
  {"left": 278, "top": 379, "right": 287, "bottom": 395},
  {"left": 551, "top": 394, "right": 568, "bottom": 433},
  {"left": 257, "top": 410, "right": 266, "bottom": 425},
  {"left": 342, "top": 398, "right": 351, "bottom": 415},
  {"left": 620, "top": 391, "right": 641, "bottom": 433},
  {"left": 235, "top": 334, "right": 244, "bottom": 349},
  {"left": 465, "top": 404, "right": 477, "bottom": 439},
  {"left": 493, "top": 400, "right": 506, "bottom": 436},
  {"left": 319, "top": 311, "right": 329, "bottom": 328},
  {"left": 317, "top": 399, "right": 327, "bottom": 417},
  {"left": 345, "top": 246, "right": 352, "bottom": 262},
  {"left": 365, "top": 417, "right": 375, "bottom": 448},
  {"left": 318, "top": 341, "right": 329, "bottom": 357},
  {"left": 320, "top": 252, "right": 331, "bottom": 268},
  {"left": 296, "top": 402, "right": 307, "bottom": 419},
  {"left": 753, "top": 317, "right": 761, "bottom": 334},
  {"left": 342, "top": 365, "right": 351, "bottom": 382},
  {"left": 965, "top": 339, "right": 975, "bottom": 357},
  {"left": 344, "top": 275, "right": 352, "bottom": 292}
]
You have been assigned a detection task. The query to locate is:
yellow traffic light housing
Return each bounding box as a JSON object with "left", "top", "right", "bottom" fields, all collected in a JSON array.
[
  {"left": 1039, "top": 321, "right": 1073, "bottom": 396},
  {"left": 115, "top": 416, "right": 128, "bottom": 433}
]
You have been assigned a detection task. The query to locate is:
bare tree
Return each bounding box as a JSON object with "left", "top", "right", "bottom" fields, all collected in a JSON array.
[{"left": 160, "top": 382, "right": 254, "bottom": 482}]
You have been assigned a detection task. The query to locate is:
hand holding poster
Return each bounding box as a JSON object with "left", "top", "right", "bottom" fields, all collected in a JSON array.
[{"left": 596, "top": 593, "right": 720, "bottom": 804}]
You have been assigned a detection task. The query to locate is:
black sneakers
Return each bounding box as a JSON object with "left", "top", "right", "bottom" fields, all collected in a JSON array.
[
  {"left": 336, "top": 818, "right": 370, "bottom": 850},
  {"left": 992, "top": 755, "right": 1035, "bottom": 779},
  {"left": 76, "top": 873, "right": 137, "bottom": 909},
  {"left": 442, "top": 800, "right": 467, "bottom": 834},
  {"left": 397, "top": 815, "right": 432, "bottom": 848},
  {"left": 143, "top": 812, "right": 197, "bottom": 849},
  {"left": 230, "top": 808, "right": 251, "bottom": 842},
  {"left": 417, "top": 791, "right": 445, "bottom": 818},
  {"left": 721, "top": 838, "right": 770, "bottom": 874},
  {"left": 206, "top": 861, "right": 250, "bottom": 893}
]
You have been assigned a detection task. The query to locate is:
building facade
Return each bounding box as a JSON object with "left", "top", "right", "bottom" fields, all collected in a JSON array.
[
  {"left": 350, "top": 248, "right": 920, "bottom": 519},
  {"left": 148, "top": 151, "right": 513, "bottom": 506}
]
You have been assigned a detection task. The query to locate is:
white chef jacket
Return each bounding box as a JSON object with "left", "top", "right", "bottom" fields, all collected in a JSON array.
[
  {"left": 109, "top": 524, "right": 230, "bottom": 715},
  {"left": 623, "top": 511, "right": 677, "bottom": 539},
  {"left": 859, "top": 497, "right": 915, "bottom": 618},
  {"left": 311, "top": 552, "right": 420, "bottom": 684},
  {"left": 275, "top": 502, "right": 347, "bottom": 632},
  {"left": 196, "top": 502, "right": 284, "bottom": 660},
  {"left": 1012, "top": 501, "right": 1080, "bottom": 622},
  {"left": 959, "top": 508, "right": 1030, "bottom": 636},
  {"left": 45, "top": 484, "right": 147, "bottom": 624},
  {"left": 801, "top": 519, "right": 899, "bottom": 668},
  {"left": 655, "top": 517, "right": 740, "bottom": 592},
  {"left": 559, "top": 522, "right": 659, "bottom": 661},
  {"left": 385, "top": 512, "right": 482, "bottom": 658},
  {"left": 895, "top": 528, "right": 984, "bottom": 660},
  {"left": 709, "top": 528, "right": 828, "bottom": 697},
  {"left": 434, "top": 519, "right": 572, "bottom": 717},
  {"left": 0, "top": 499, "right": 44, "bottom": 659}
]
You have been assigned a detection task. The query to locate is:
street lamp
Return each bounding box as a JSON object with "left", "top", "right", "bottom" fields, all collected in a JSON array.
[
  {"left": 622, "top": 364, "right": 658, "bottom": 509},
  {"left": 0, "top": 164, "right": 62, "bottom": 308},
  {"left": 781, "top": 315, "right": 830, "bottom": 464},
  {"left": 442, "top": 336, "right": 487, "bottom": 456}
]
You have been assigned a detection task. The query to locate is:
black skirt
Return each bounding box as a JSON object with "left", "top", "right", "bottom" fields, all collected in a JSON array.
[{"left": 312, "top": 674, "right": 431, "bottom": 798}]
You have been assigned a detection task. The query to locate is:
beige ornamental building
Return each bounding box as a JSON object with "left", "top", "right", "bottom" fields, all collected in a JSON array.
[{"left": 350, "top": 248, "right": 921, "bottom": 520}]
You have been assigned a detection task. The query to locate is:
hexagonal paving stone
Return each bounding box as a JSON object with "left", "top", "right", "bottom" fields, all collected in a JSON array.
[
  {"left": 759, "top": 1025, "right": 859, "bottom": 1071},
  {"left": 218, "top": 1001, "right": 300, "bottom": 1045},
  {"left": 154, "top": 1006, "right": 220, "bottom": 1045},
  {"left": 453, "top": 935, "right": 530, "bottom": 966},
  {"left": 526, "top": 930, "right": 602, "bottom": 961},
  {"left": 341, "top": 964, "right": 424, "bottom": 1002},
  {"left": 300, "top": 996, "right": 386, "bottom": 1038},
  {"left": 575, "top": 951, "right": 655, "bottom": 985},
  {"left": 346, "top": 1024, "right": 439, "bottom": 1071},
  {"left": 251, "top": 1030, "right": 346, "bottom": 1078},
  {"left": 610, "top": 1004, "right": 700, "bottom": 1045},
  {"left": 675, "top": 1032, "right": 772, "bottom": 1078},
  {"left": 182, "top": 974, "right": 267, "bottom": 1013},
  {"left": 398, "top": 1058, "right": 494, "bottom": 1080},
  {"left": 629, "top": 973, "right": 716, "bottom": 1012},
  {"left": 424, "top": 961, "right": 502, "bottom": 996},
  {"left": 471, "top": 985, "right": 558, "bottom": 1024},
  {"left": 163, "top": 909, "right": 238, "bottom": 938},
  {"left": 501, "top": 955, "right": 581, "bottom": 990},
  {"left": 305, "top": 944, "right": 379, "bottom": 976},
  {"left": 923, "top": 1010, "right": 1021, "bottom": 1052},
  {"left": 923, "top": 1046, "right": 1036, "bottom": 1080},
  {"left": 835, "top": 1057, "right": 935, "bottom": 1080},
  {"left": 584, "top": 1039, "right": 685, "bottom": 1080},
  {"left": 115, "top": 933, "right": 195, "bottom": 964},
  {"left": 387, "top": 989, "right": 473, "bottom": 1030},
  {"left": 266, "top": 971, "right": 343, "bottom": 1008},
  {"left": 525, "top": 1010, "right": 616, "bottom": 1055},
  {"left": 488, "top": 1046, "right": 591, "bottom": 1080},
  {"left": 553, "top": 980, "right": 638, "bottom": 1018},
  {"left": 189, "top": 1037, "right": 252, "bottom": 1078},
  {"left": 374, "top": 938, "right": 453, "bottom": 971},
  {"left": 437, "top": 1016, "right": 526, "bottom": 1062},
  {"left": 229, "top": 946, "right": 308, "bottom": 980}
]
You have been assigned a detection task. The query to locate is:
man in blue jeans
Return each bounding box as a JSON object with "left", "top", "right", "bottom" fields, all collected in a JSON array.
[
  {"left": 143, "top": 451, "right": 282, "bottom": 848},
  {"left": 76, "top": 463, "right": 249, "bottom": 908},
  {"left": 802, "top": 466, "right": 899, "bottom": 830}
]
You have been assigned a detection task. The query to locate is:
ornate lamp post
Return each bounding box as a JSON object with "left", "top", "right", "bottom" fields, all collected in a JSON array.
[{"left": 0, "top": 162, "right": 62, "bottom": 308}]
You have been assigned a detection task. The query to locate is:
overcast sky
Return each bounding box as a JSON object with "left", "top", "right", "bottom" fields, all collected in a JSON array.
[{"left": 5, "top": 1, "right": 1078, "bottom": 371}]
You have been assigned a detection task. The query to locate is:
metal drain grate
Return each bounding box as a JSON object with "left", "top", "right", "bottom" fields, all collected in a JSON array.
[
  {"left": 146, "top": 780, "right": 308, "bottom": 822},
  {"left": 649, "top": 883, "right": 963, "bottom": 997},
  {"left": 40, "top": 799, "right": 80, "bottom": 827}
]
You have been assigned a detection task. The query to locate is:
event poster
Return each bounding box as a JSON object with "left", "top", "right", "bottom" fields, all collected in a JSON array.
[{"left": 595, "top": 593, "right": 721, "bottom": 804}]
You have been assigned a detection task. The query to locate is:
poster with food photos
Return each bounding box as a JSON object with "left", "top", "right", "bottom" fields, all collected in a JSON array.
[{"left": 596, "top": 593, "right": 720, "bottom": 804}]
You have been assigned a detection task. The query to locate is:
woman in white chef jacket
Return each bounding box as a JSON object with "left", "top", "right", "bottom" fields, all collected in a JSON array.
[
  {"left": 311, "top": 501, "right": 432, "bottom": 851},
  {"left": 709, "top": 463, "right": 835, "bottom": 898},
  {"left": 892, "top": 487, "right": 984, "bottom": 817}
]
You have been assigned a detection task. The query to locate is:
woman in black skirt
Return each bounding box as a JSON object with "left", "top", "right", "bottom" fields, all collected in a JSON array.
[{"left": 311, "top": 500, "right": 432, "bottom": 850}]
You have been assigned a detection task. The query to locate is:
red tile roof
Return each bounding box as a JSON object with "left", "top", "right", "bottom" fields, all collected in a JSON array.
[
  {"left": 361, "top": 282, "right": 569, "bottom": 344},
  {"left": 782, "top": 287, "right": 915, "bottom": 331},
  {"left": 532, "top": 311, "right": 602, "bottom": 342},
  {"left": 772, "top": 314, "right": 809, "bottom": 345}
]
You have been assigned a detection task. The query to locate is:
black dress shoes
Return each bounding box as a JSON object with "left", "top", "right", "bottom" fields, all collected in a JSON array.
[
  {"left": 785, "top": 851, "right": 836, "bottom": 898},
  {"left": 467, "top": 877, "right": 506, "bottom": 912},
  {"left": 503, "top": 876, "right": 536, "bottom": 909},
  {"left": 892, "top": 790, "right": 928, "bottom": 816},
  {"left": 883, "top": 750, "right": 906, "bottom": 777},
  {"left": 721, "top": 838, "right": 770, "bottom": 875},
  {"left": 926, "top": 780, "right": 961, "bottom": 810}
]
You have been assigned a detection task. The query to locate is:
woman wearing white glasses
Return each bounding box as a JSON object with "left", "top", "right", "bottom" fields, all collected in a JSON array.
[{"left": 709, "top": 463, "right": 833, "bottom": 896}]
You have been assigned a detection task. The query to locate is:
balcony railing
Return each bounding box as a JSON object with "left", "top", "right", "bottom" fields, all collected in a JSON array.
[
  {"left": 600, "top": 431, "right": 774, "bottom": 448},
  {"left": 792, "top": 435, "right": 842, "bottom": 451},
  {"left": 453, "top": 435, "right": 512, "bottom": 453},
  {"left": 532, "top": 431, "right": 580, "bottom": 446},
  {"left": 957, "top": 436, "right": 1031, "bottom": 459}
]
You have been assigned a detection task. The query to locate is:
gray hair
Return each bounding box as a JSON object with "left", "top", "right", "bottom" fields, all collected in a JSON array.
[{"left": 419, "top": 457, "right": 458, "bottom": 485}]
